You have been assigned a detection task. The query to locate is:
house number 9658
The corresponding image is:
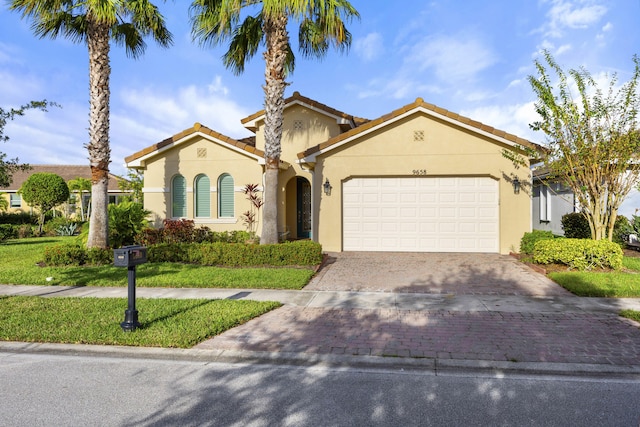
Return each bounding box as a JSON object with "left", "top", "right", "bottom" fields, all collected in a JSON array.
[{"left": 412, "top": 169, "right": 427, "bottom": 175}]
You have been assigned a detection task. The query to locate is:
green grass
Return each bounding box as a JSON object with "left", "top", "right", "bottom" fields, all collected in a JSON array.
[
  {"left": 622, "top": 256, "right": 640, "bottom": 272},
  {"left": 620, "top": 309, "right": 640, "bottom": 323},
  {"left": 0, "top": 295, "right": 280, "bottom": 348},
  {"left": 0, "top": 238, "right": 314, "bottom": 289},
  {"left": 548, "top": 268, "right": 640, "bottom": 297}
]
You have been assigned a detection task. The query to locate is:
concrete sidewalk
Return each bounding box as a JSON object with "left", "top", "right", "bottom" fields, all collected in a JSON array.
[{"left": 1, "top": 283, "right": 640, "bottom": 376}]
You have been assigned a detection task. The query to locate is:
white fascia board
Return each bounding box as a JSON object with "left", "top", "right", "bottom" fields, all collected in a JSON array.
[
  {"left": 126, "top": 131, "right": 263, "bottom": 168},
  {"left": 300, "top": 106, "right": 527, "bottom": 163}
]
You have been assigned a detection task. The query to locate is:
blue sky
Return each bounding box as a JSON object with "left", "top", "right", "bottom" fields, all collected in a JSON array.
[{"left": 2, "top": 1, "right": 640, "bottom": 212}]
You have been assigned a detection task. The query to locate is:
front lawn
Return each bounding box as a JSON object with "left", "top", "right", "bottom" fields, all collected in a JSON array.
[
  {"left": 0, "top": 238, "right": 315, "bottom": 289},
  {"left": 548, "top": 270, "right": 640, "bottom": 297},
  {"left": 0, "top": 295, "right": 280, "bottom": 348},
  {"left": 543, "top": 254, "right": 640, "bottom": 298}
]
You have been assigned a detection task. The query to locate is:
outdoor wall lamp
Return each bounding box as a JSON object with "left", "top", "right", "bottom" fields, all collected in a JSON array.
[
  {"left": 323, "top": 178, "right": 332, "bottom": 196},
  {"left": 513, "top": 177, "right": 521, "bottom": 195}
]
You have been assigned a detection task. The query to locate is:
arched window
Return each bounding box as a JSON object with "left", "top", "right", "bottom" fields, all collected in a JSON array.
[
  {"left": 194, "top": 174, "right": 210, "bottom": 218},
  {"left": 218, "top": 173, "right": 234, "bottom": 218},
  {"left": 171, "top": 174, "right": 187, "bottom": 218}
]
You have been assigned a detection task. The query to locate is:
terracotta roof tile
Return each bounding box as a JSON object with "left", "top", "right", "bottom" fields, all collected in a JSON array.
[
  {"left": 241, "top": 91, "right": 361, "bottom": 130},
  {"left": 297, "top": 98, "right": 542, "bottom": 159},
  {"left": 125, "top": 123, "right": 265, "bottom": 164},
  {"left": 0, "top": 165, "right": 127, "bottom": 191}
]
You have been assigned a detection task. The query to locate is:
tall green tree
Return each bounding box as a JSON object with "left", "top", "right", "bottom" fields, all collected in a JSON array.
[
  {"left": 190, "top": 0, "right": 359, "bottom": 244},
  {"left": 0, "top": 100, "right": 57, "bottom": 187},
  {"left": 10, "top": 0, "right": 173, "bottom": 248},
  {"left": 522, "top": 51, "right": 640, "bottom": 241},
  {"left": 19, "top": 172, "right": 70, "bottom": 234}
]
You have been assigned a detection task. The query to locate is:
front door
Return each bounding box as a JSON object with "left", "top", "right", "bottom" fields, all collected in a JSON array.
[{"left": 296, "top": 177, "right": 311, "bottom": 239}]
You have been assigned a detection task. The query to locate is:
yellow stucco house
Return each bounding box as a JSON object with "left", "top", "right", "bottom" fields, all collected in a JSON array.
[{"left": 125, "top": 92, "right": 539, "bottom": 254}]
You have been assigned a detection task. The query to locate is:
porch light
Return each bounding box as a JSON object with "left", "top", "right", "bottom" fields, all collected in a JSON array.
[
  {"left": 323, "top": 178, "right": 332, "bottom": 196},
  {"left": 513, "top": 177, "right": 521, "bottom": 194}
]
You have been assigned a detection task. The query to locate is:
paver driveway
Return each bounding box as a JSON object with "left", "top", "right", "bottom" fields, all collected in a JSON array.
[{"left": 305, "top": 252, "right": 572, "bottom": 296}]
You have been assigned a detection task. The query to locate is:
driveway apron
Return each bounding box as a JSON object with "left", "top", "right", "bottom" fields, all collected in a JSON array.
[{"left": 196, "top": 252, "right": 640, "bottom": 367}]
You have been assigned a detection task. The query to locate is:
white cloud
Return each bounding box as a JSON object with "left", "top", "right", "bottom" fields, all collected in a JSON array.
[
  {"left": 407, "top": 35, "right": 497, "bottom": 83},
  {"left": 542, "top": 0, "right": 608, "bottom": 38},
  {"left": 460, "top": 101, "right": 542, "bottom": 144},
  {"left": 354, "top": 32, "right": 384, "bottom": 62}
]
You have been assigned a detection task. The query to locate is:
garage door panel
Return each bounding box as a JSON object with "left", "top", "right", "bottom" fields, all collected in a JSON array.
[{"left": 343, "top": 177, "right": 499, "bottom": 252}]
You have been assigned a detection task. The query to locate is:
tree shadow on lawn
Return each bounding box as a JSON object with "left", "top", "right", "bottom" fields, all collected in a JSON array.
[{"left": 48, "top": 263, "right": 185, "bottom": 287}]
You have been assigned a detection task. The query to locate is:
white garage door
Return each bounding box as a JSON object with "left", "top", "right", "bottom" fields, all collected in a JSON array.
[{"left": 342, "top": 177, "right": 499, "bottom": 252}]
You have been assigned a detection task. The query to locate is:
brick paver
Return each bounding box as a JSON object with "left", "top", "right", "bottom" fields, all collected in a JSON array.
[
  {"left": 195, "top": 306, "right": 640, "bottom": 365},
  {"left": 306, "top": 252, "right": 571, "bottom": 296}
]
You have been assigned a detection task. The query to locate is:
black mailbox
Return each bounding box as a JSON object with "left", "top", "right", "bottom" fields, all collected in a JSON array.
[{"left": 114, "top": 245, "right": 147, "bottom": 267}]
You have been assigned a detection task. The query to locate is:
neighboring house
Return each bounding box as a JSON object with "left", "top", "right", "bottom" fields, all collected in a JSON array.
[
  {"left": 531, "top": 167, "right": 640, "bottom": 236},
  {"left": 0, "top": 165, "right": 129, "bottom": 216},
  {"left": 531, "top": 167, "right": 576, "bottom": 236},
  {"left": 125, "top": 92, "right": 540, "bottom": 254}
]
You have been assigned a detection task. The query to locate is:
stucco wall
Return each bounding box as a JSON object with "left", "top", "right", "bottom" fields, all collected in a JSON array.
[
  {"left": 141, "top": 136, "right": 264, "bottom": 230},
  {"left": 310, "top": 113, "right": 531, "bottom": 254}
]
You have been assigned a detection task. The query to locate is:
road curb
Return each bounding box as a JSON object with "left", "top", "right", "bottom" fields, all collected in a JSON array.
[{"left": 2, "top": 341, "right": 639, "bottom": 378}]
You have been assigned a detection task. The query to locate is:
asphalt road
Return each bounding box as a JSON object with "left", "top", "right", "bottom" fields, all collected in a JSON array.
[{"left": 1, "top": 352, "right": 638, "bottom": 426}]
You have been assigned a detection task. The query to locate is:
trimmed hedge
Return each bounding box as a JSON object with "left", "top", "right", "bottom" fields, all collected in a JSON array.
[
  {"left": 43, "top": 240, "right": 323, "bottom": 267},
  {"left": 520, "top": 230, "right": 554, "bottom": 255},
  {"left": 147, "top": 240, "right": 323, "bottom": 266},
  {"left": 0, "top": 224, "right": 17, "bottom": 242},
  {"left": 532, "top": 238, "right": 623, "bottom": 270}
]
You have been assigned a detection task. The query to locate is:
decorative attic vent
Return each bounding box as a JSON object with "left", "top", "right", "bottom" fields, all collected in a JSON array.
[
  {"left": 197, "top": 148, "right": 207, "bottom": 158},
  {"left": 414, "top": 130, "right": 425, "bottom": 141},
  {"left": 293, "top": 120, "right": 304, "bottom": 131}
]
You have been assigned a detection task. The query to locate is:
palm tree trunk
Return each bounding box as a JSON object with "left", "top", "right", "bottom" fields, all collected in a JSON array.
[
  {"left": 86, "top": 19, "right": 111, "bottom": 249},
  {"left": 260, "top": 14, "right": 289, "bottom": 245}
]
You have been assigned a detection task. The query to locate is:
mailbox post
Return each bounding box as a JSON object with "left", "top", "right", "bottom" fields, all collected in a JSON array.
[{"left": 113, "top": 245, "right": 147, "bottom": 332}]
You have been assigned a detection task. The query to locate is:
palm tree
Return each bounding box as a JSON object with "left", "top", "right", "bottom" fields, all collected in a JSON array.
[
  {"left": 10, "top": 0, "right": 173, "bottom": 248},
  {"left": 68, "top": 177, "right": 92, "bottom": 220},
  {"left": 190, "top": 0, "right": 359, "bottom": 244}
]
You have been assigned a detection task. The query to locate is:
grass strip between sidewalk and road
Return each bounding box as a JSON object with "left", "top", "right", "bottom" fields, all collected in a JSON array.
[
  {"left": 0, "top": 296, "right": 281, "bottom": 348},
  {"left": 0, "top": 238, "right": 315, "bottom": 289}
]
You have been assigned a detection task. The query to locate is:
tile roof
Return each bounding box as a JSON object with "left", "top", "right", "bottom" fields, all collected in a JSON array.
[
  {"left": 241, "top": 91, "right": 361, "bottom": 131},
  {"left": 298, "top": 97, "right": 543, "bottom": 160},
  {"left": 0, "top": 165, "right": 127, "bottom": 191},
  {"left": 125, "top": 122, "right": 265, "bottom": 164}
]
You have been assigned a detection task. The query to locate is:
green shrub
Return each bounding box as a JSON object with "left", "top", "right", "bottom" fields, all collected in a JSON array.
[
  {"left": 613, "top": 215, "right": 633, "bottom": 246},
  {"left": 0, "top": 224, "right": 16, "bottom": 242},
  {"left": 43, "top": 244, "right": 88, "bottom": 266},
  {"left": 146, "top": 240, "right": 322, "bottom": 266},
  {"left": 561, "top": 212, "right": 591, "bottom": 239},
  {"left": 520, "top": 230, "right": 554, "bottom": 255},
  {"left": 0, "top": 212, "right": 38, "bottom": 225},
  {"left": 533, "top": 238, "right": 623, "bottom": 270},
  {"left": 147, "top": 243, "right": 192, "bottom": 263},
  {"left": 136, "top": 225, "right": 255, "bottom": 246},
  {"left": 86, "top": 247, "right": 113, "bottom": 265},
  {"left": 43, "top": 216, "right": 73, "bottom": 236},
  {"left": 16, "top": 224, "right": 34, "bottom": 239},
  {"left": 108, "top": 201, "right": 150, "bottom": 248}
]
